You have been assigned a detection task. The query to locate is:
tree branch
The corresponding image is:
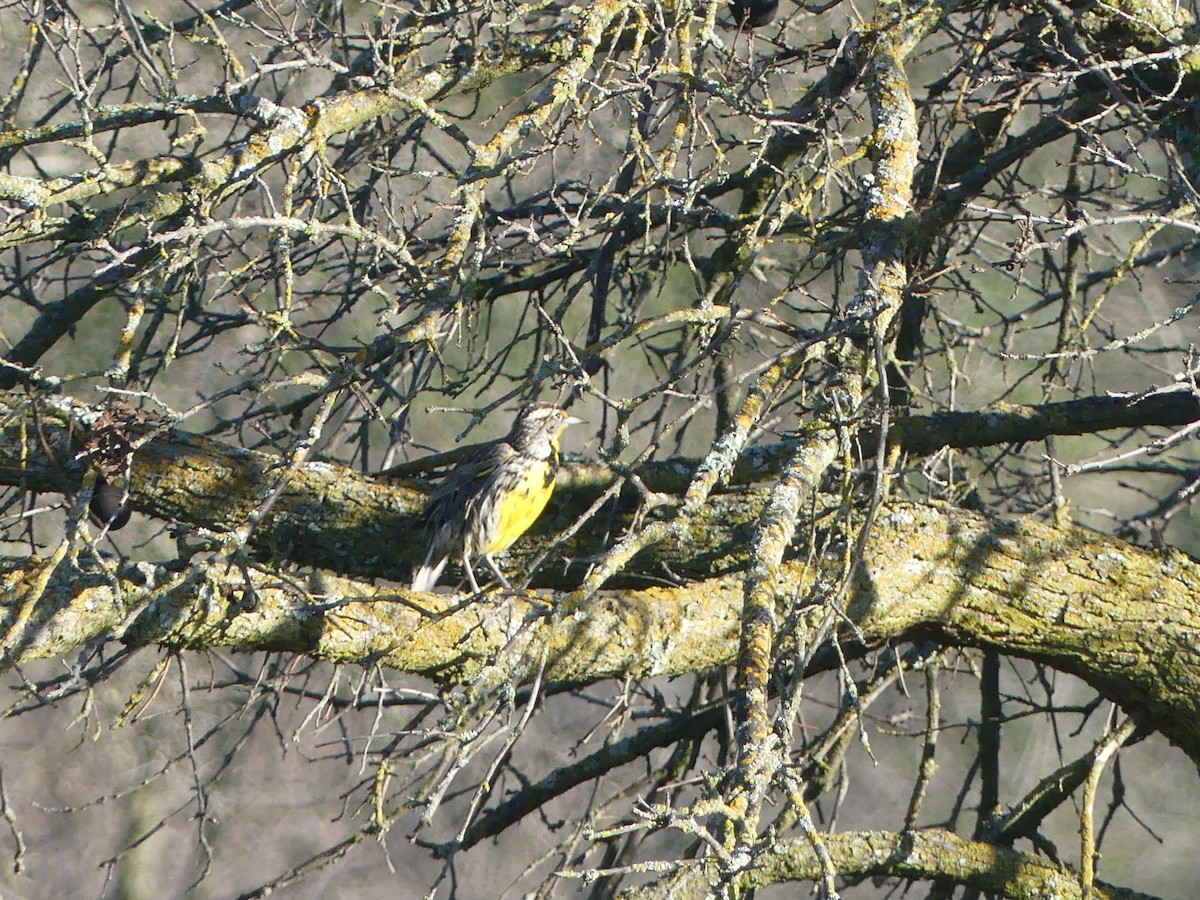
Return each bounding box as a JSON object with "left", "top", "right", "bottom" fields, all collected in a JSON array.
[
  {"left": 6, "top": 391, "right": 1198, "bottom": 584},
  {"left": 630, "top": 828, "right": 1160, "bottom": 900},
  {"left": 1, "top": 502, "right": 1196, "bottom": 766}
]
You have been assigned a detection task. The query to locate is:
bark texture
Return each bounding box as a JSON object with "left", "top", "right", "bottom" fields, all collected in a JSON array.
[{"left": 3, "top": 501, "right": 1196, "bottom": 764}]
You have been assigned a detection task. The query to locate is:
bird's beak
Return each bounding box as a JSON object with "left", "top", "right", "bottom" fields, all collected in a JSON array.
[{"left": 564, "top": 415, "right": 585, "bottom": 427}]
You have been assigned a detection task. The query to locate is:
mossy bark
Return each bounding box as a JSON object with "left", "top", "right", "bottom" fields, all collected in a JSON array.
[{"left": 2, "top": 502, "right": 1197, "bottom": 766}]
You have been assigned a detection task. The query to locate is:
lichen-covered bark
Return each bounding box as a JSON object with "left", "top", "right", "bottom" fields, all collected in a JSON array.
[
  {"left": 630, "top": 828, "right": 1160, "bottom": 900},
  {"left": 3, "top": 501, "right": 1197, "bottom": 766},
  {"left": 0, "top": 395, "right": 425, "bottom": 578},
  {"left": 861, "top": 505, "right": 1200, "bottom": 767},
  {"left": 10, "top": 393, "right": 1200, "bottom": 580}
]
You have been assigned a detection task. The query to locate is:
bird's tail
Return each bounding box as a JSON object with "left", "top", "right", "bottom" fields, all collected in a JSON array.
[{"left": 411, "top": 551, "right": 449, "bottom": 592}]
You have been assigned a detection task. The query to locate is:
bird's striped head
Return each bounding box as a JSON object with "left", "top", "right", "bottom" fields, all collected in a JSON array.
[{"left": 507, "top": 402, "right": 582, "bottom": 456}]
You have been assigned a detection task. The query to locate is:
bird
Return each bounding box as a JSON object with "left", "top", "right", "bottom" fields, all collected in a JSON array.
[
  {"left": 89, "top": 475, "right": 131, "bottom": 531},
  {"left": 411, "top": 402, "right": 582, "bottom": 593},
  {"left": 730, "top": 0, "right": 779, "bottom": 28}
]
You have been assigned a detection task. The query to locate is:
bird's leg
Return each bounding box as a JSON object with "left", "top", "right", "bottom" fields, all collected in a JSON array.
[
  {"left": 484, "top": 555, "right": 513, "bottom": 590},
  {"left": 462, "top": 555, "right": 483, "bottom": 594}
]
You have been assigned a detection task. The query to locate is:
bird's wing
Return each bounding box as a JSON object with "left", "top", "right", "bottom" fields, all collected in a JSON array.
[
  {"left": 413, "top": 438, "right": 521, "bottom": 590},
  {"left": 423, "top": 438, "right": 515, "bottom": 520}
]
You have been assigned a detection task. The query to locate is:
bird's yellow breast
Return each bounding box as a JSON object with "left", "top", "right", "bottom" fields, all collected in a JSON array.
[{"left": 488, "top": 456, "right": 555, "bottom": 555}]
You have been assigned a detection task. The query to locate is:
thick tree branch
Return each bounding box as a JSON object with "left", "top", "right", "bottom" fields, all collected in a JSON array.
[
  {"left": 7, "top": 389, "right": 1198, "bottom": 583},
  {"left": 629, "top": 828, "right": 1160, "bottom": 900},
  {"left": 890, "top": 388, "right": 1200, "bottom": 455},
  {"left": 2, "top": 502, "right": 1196, "bottom": 766}
]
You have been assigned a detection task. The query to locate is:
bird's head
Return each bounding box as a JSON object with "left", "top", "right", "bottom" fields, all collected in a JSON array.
[{"left": 509, "top": 402, "right": 583, "bottom": 452}]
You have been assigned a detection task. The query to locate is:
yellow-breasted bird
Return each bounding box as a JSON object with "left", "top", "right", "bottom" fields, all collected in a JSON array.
[{"left": 411, "top": 402, "right": 582, "bottom": 592}]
